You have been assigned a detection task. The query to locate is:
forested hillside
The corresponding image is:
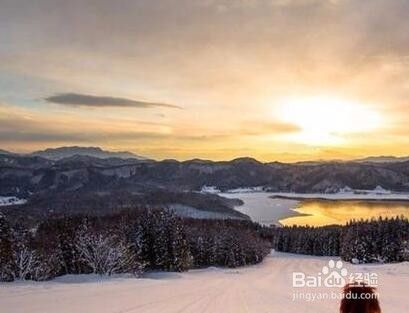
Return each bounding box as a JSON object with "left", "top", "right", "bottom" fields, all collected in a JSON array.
[
  {"left": 0, "top": 210, "right": 271, "bottom": 282},
  {"left": 269, "top": 216, "right": 409, "bottom": 263}
]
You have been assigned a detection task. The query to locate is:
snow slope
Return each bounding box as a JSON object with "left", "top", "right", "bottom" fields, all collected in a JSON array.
[
  {"left": 2, "top": 252, "right": 407, "bottom": 313},
  {"left": 168, "top": 204, "right": 244, "bottom": 220}
]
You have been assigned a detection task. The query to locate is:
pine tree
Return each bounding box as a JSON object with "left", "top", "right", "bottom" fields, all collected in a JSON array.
[
  {"left": 0, "top": 214, "right": 15, "bottom": 282},
  {"left": 127, "top": 222, "right": 147, "bottom": 275},
  {"left": 152, "top": 211, "right": 171, "bottom": 269},
  {"left": 31, "top": 218, "right": 68, "bottom": 280},
  {"left": 56, "top": 217, "right": 84, "bottom": 274}
]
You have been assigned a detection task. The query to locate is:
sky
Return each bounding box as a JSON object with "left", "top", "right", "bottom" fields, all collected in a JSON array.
[{"left": 1, "top": 0, "right": 409, "bottom": 161}]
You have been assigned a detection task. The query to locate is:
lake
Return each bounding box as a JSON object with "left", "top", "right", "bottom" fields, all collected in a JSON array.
[
  {"left": 280, "top": 199, "right": 409, "bottom": 226},
  {"left": 219, "top": 192, "right": 300, "bottom": 225},
  {"left": 219, "top": 192, "right": 409, "bottom": 227}
]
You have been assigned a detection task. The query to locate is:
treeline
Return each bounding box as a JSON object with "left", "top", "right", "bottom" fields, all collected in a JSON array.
[
  {"left": 270, "top": 216, "right": 409, "bottom": 263},
  {"left": 186, "top": 219, "right": 270, "bottom": 268},
  {"left": 0, "top": 209, "right": 271, "bottom": 282}
]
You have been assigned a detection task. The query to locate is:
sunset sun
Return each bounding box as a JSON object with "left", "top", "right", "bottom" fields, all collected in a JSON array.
[{"left": 277, "top": 95, "right": 382, "bottom": 146}]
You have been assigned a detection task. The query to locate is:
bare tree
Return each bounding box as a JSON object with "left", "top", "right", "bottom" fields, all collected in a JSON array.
[
  {"left": 14, "top": 244, "right": 39, "bottom": 280},
  {"left": 75, "top": 224, "right": 138, "bottom": 275}
]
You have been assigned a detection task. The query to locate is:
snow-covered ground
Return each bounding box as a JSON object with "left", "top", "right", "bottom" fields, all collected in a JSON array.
[
  {"left": 0, "top": 196, "right": 27, "bottom": 206},
  {"left": 200, "top": 186, "right": 264, "bottom": 194},
  {"left": 224, "top": 186, "right": 265, "bottom": 193},
  {"left": 167, "top": 204, "right": 243, "bottom": 220},
  {"left": 270, "top": 191, "right": 409, "bottom": 201},
  {"left": 201, "top": 184, "right": 409, "bottom": 201},
  {"left": 1, "top": 252, "right": 407, "bottom": 313},
  {"left": 200, "top": 185, "right": 221, "bottom": 194}
]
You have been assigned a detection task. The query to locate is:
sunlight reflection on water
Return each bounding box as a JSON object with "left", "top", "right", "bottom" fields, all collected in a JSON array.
[{"left": 279, "top": 200, "right": 409, "bottom": 226}]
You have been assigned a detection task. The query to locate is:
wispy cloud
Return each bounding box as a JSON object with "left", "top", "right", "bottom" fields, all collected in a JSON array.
[
  {"left": 0, "top": 117, "right": 167, "bottom": 143},
  {"left": 1, "top": 0, "right": 409, "bottom": 160},
  {"left": 0, "top": 103, "right": 172, "bottom": 147},
  {"left": 45, "top": 93, "right": 182, "bottom": 109},
  {"left": 239, "top": 121, "right": 300, "bottom": 136}
]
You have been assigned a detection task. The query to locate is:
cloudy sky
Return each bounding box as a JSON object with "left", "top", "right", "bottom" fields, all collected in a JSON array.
[{"left": 1, "top": 0, "right": 409, "bottom": 161}]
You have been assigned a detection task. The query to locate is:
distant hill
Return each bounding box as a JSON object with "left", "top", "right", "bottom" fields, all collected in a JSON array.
[
  {"left": 3, "top": 151, "right": 409, "bottom": 221},
  {"left": 289, "top": 156, "right": 409, "bottom": 164},
  {"left": 2, "top": 152, "right": 409, "bottom": 197},
  {"left": 355, "top": 156, "right": 409, "bottom": 163},
  {"left": 0, "top": 149, "right": 14, "bottom": 155},
  {"left": 3, "top": 147, "right": 409, "bottom": 198},
  {"left": 30, "top": 146, "right": 146, "bottom": 160}
]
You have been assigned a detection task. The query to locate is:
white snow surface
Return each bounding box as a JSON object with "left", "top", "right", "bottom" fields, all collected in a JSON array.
[
  {"left": 0, "top": 196, "right": 27, "bottom": 206},
  {"left": 201, "top": 186, "right": 264, "bottom": 194},
  {"left": 269, "top": 191, "right": 409, "bottom": 201},
  {"left": 200, "top": 185, "right": 221, "bottom": 194},
  {"left": 167, "top": 204, "right": 242, "bottom": 220},
  {"left": 1, "top": 251, "right": 407, "bottom": 313},
  {"left": 224, "top": 186, "right": 265, "bottom": 193}
]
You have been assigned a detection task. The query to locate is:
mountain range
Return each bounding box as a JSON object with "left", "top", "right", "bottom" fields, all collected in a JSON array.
[
  {"left": 2, "top": 146, "right": 409, "bottom": 164},
  {"left": 2, "top": 146, "right": 409, "bottom": 222},
  {"left": 1, "top": 147, "right": 409, "bottom": 196},
  {"left": 31, "top": 146, "right": 146, "bottom": 160},
  {"left": 355, "top": 156, "right": 409, "bottom": 163},
  {"left": 0, "top": 146, "right": 146, "bottom": 160}
]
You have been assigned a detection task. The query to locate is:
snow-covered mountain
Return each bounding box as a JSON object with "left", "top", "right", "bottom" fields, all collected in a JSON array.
[
  {"left": 0, "top": 149, "right": 15, "bottom": 156},
  {"left": 30, "top": 146, "right": 146, "bottom": 160},
  {"left": 356, "top": 155, "right": 409, "bottom": 163},
  {"left": 2, "top": 153, "right": 409, "bottom": 197}
]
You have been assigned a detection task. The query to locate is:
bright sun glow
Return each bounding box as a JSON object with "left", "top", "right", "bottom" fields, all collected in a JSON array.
[{"left": 277, "top": 95, "right": 382, "bottom": 145}]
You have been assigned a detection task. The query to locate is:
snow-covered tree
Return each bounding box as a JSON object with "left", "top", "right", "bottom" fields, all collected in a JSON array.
[
  {"left": 14, "top": 243, "right": 38, "bottom": 280},
  {"left": 167, "top": 214, "right": 192, "bottom": 271},
  {"left": 75, "top": 223, "right": 138, "bottom": 275},
  {"left": 0, "top": 214, "right": 15, "bottom": 282},
  {"left": 124, "top": 222, "right": 146, "bottom": 275},
  {"left": 30, "top": 252, "right": 61, "bottom": 281},
  {"left": 152, "top": 211, "right": 171, "bottom": 269}
]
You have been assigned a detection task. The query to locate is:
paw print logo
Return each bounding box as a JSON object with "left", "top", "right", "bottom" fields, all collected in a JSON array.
[{"left": 322, "top": 260, "right": 348, "bottom": 288}]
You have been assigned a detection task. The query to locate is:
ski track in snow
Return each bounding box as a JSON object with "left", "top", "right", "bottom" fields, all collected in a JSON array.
[{"left": 1, "top": 252, "right": 408, "bottom": 313}]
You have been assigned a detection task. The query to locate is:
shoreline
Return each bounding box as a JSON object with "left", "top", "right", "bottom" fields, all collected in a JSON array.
[
  {"left": 219, "top": 191, "right": 409, "bottom": 227},
  {"left": 269, "top": 192, "right": 409, "bottom": 202},
  {"left": 219, "top": 192, "right": 303, "bottom": 226}
]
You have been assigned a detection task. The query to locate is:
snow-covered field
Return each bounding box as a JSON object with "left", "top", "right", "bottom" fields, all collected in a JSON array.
[
  {"left": 1, "top": 251, "right": 407, "bottom": 313},
  {"left": 0, "top": 196, "right": 27, "bottom": 206},
  {"left": 270, "top": 192, "right": 409, "bottom": 201},
  {"left": 168, "top": 204, "right": 243, "bottom": 220},
  {"left": 202, "top": 185, "right": 409, "bottom": 201}
]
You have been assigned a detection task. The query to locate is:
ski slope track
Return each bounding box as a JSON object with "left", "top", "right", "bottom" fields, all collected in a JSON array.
[{"left": 1, "top": 252, "right": 407, "bottom": 313}]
